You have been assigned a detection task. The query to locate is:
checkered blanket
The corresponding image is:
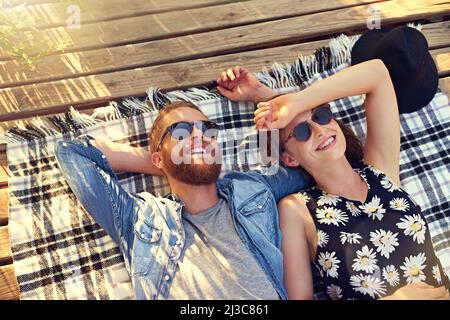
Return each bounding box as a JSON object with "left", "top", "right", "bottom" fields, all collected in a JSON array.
[{"left": 1, "top": 32, "right": 449, "bottom": 299}]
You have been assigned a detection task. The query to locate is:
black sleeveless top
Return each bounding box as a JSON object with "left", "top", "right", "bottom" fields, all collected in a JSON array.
[{"left": 304, "top": 164, "right": 449, "bottom": 300}]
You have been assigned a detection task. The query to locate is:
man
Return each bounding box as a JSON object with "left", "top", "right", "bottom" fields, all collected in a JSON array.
[{"left": 55, "top": 67, "right": 310, "bottom": 300}]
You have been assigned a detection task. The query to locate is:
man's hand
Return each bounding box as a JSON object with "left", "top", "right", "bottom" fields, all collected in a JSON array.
[{"left": 216, "top": 66, "right": 276, "bottom": 103}]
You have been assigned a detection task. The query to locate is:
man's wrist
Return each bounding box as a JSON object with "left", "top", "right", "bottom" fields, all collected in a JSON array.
[{"left": 253, "top": 85, "right": 278, "bottom": 103}]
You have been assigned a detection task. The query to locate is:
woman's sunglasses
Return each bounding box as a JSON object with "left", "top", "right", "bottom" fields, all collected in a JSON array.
[
  {"left": 156, "top": 120, "right": 219, "bottom": 151},
  {"left": 284, "top": 104, "right": 333, "bottom": 145}
]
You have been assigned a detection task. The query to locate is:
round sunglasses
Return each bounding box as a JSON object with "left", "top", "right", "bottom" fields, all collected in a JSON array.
[
  {"left": 284, "top": 104, "right": 333, "bottom": 145},
  {"left": 156, "top": 120, "right": 219, "bottom": 151}
]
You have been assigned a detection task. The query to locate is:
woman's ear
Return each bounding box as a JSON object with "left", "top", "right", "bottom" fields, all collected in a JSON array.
[{"left": 280, "top": 150, "right": 300, "bottom": 167}]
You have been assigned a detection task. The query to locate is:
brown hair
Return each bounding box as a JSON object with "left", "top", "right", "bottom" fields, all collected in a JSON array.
[
  {"left": 335, "top": 118, "right": 364, "bottom": 168},
  {"left": 149, "top": 101, "right": 203, "bottom": 153}
]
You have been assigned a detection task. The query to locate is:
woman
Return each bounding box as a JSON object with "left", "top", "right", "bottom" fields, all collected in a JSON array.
[{"left": 216, "top": 62, "right": 449, "bottom": 299}]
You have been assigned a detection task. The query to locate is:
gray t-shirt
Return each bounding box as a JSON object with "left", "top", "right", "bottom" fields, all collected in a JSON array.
[{"left": 169, "top": 198, "right": 280, "bottom": 300}]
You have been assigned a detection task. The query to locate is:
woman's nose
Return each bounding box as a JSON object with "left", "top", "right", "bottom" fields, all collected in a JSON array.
[{"left": 310, "top": 121, "right": 326, "bottom": 139}]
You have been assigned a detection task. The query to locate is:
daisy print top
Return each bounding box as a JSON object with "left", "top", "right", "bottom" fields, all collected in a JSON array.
[{"left": 304, "top": 164, "right": 449, "bottom": 300}]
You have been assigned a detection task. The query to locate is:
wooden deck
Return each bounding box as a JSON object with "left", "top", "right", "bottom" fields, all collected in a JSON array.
[{"left": 0, "top": 0, "right": 449, "bottom": 299}]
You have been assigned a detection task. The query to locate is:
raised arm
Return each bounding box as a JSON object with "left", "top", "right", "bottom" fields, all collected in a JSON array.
[
  {"left": 255, "top": 59, "right": 400, "bottom": 183},
  {"left": 90, "top": 138, "right": 163, "bottom": 176}
]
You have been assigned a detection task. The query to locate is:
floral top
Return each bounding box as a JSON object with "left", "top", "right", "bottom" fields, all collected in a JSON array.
[{"left": 303, "top": 164, "right": 449, "bottom": 300}]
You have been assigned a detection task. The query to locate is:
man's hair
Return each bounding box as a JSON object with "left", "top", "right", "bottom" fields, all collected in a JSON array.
[{"left": 149, "top": 101, "right": 204, "bottom": 153}]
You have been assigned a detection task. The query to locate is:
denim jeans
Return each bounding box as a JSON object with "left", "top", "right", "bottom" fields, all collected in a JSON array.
[{"left": 54, "top": 134, "right": 311, "bottom": 299}]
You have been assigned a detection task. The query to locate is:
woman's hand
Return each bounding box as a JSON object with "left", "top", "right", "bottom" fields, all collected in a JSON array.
[
  {"left": 217, "top": 66, "right": 276, "bottom": 103},
  {"left": 383, "top": 282, "right": 449, "bottom": 300},
  {"left": 254, "top": 93, "right": 304, "bottom": 130}
]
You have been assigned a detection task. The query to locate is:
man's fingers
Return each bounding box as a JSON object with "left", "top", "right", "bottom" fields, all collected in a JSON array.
[
  {"left": 217, "top": 85, "right": 234, "bottom": 99},
  {"left": 233, "top": 66, "right": 240, "bottom": 78},
  {"left": 221, "top": 72, "right": 228, "bottom": 83},
  {"left": 227, "top": 68, "right": 235, "bottom": 81}
]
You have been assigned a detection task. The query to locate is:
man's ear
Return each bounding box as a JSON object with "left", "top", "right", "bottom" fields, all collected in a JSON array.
[
  {"left": 151, "top": 152, "right": 164, "bottom": 169},
  {"left": 280, "top": 150, "right": 300, "bottom": 168}
]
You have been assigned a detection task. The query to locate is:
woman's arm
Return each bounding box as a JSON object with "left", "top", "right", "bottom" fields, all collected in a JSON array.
[
  {"left": 256, "top": 59, "right": 400, "bottom": 183},
  {"left": 381, "top": 282, "right": 449, "bottom": 300},
  {"left": 277, "top": 193, "right": 316, "bottom": 300},
  {"left": 90, "top": 139, "right": 163, "bottom": 176}
]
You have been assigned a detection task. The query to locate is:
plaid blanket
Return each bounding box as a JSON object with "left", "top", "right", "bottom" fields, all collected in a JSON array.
[{"left": 1, "top": 32, "right": 449, "bottom": 300}]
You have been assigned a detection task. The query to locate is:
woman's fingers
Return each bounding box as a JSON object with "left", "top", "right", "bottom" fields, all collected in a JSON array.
[{"left": 254, "top": 105, "right": 271, "bottom": 116}]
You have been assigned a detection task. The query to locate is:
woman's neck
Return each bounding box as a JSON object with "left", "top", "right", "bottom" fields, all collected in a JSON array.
[{"left": 310, "top": 159, "right": 368, "bottom": 202}]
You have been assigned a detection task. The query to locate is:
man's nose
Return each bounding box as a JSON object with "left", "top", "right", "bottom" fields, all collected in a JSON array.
[{"left": 191, "top": 124, "right": 204, "bottom": 139}]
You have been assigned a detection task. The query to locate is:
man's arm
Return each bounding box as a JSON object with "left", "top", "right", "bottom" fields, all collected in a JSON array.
[
  {"left": 54, "top": 135, "right": 148, "bottom": 245},
  {"left": 90, "top": 139, "right": 162, "bottom": 176},
  {"left": 248, "top": 164, "right": 313, "bottom": 203}
]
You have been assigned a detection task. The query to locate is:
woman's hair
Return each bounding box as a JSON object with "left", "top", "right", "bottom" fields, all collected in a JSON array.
[{"left": 335, "top": 118, "right": 364, "bottom": 168}]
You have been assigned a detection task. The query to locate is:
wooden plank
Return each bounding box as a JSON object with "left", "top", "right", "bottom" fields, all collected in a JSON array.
[
  {"left": 0, "top": 264, "right": 19, "bottom": 300},
  {"left": 4, "top": 0, "right": 58, "bottom": 7},
  {"left": 0, "top": 0, "right": 387, "bottom": 59},
  {"left": 432, "top": 48, "right": 450, "bottom": 77},
  {"left": 0, "top": 226, "right": 13, "bottom": 265},
  {"left": 422, "top": 20, "right": 450, "bottom": 49},
  {"left": 0, "top": 188, "right": 8, "bottom": 227},
  {"left": 6, "top": 0, "right": 250, "bottom": 30},
  {"left": 439, "top": 77, "right": 450, "bottom": 96},
  {"left": 1, "top": 40, "right": 449, "bottom": 123},
  {"left": 0, "top": 145, "right": 7, "bottom": 188},
  {"left": 1, "top": 17, "right": 447, "bottom": 89},
  {"left": 0, "top": 38, "right": 331, "bottom": 121}
]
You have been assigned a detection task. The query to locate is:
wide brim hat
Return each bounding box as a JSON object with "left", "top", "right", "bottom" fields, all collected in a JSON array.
[{"left": 351, "top": 26, "right": 438, "bottom": 114}]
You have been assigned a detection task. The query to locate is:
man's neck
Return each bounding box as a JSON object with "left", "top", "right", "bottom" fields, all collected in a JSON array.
[{"left": 169, "top": 179, "right": 220, "bottom": 215}]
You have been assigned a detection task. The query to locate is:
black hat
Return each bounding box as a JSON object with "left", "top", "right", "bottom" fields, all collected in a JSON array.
[{"left": 351, "top": 26, "right": 438, "bottom": 114}]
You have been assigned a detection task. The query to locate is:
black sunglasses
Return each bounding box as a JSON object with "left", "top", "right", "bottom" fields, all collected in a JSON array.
[
  {"left": 284, "top": 104, "right": 333, "bottom": 145},
  {"left": 156, "top": 120, "right": 219, "bottom": 151}
]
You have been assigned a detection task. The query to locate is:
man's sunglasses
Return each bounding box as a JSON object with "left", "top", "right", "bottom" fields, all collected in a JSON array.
[
  {"left": 156, "top": 120, "right": 219, "bottom": 151},
  {"left": 284, "top": 104, "right": 333, "bottom": 145}
]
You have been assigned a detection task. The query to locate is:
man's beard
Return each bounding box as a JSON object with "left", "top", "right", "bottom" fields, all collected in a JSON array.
[{"left": 162, "top": 149, "right": 221, "bottom": 186}]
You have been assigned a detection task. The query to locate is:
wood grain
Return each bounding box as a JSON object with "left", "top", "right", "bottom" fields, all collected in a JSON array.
[
  {"left": 439, "top": 76, "right": 450, "bottom": 96},
  {"left": 0, "top": 264, "right": 20, "bottom": 300},
  {"left": 0, "top": 188, "right": 8, "bottom": 227},
  {"left": 6, "top": 0, "right": 249, "bottom": 29},
  {"left": 0, "top": 226, "right": 12, "bottom": 265},
  {"left": 0, "top": 0, "right": 387, "bottom": 59},
  {"left": 1, "top": 18, "right": 447, "bottom": 89},
  {"left": 1, "top": 45, "right": 449, "bottom": 123}
]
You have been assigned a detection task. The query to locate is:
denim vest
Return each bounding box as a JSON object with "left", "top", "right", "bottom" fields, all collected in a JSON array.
[{"left": 55, "top": 135, "right": 311, "bottom": 300}]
